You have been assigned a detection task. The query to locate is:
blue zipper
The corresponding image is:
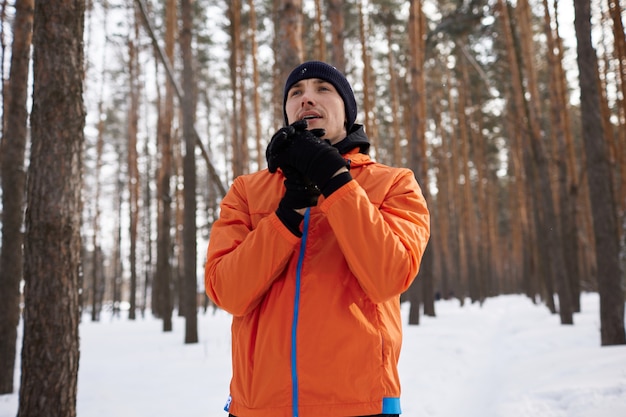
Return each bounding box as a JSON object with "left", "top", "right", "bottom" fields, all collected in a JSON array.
[{"left": 291, "top": 207, "right": 310, "bottom": 417}]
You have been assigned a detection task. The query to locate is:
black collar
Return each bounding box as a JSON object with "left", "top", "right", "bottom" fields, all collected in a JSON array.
[{"left": 333, "top": 124, "right": 370, "bottom": 155}]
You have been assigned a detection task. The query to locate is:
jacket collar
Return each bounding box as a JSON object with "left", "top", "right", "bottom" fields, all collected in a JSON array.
[{"left": 333, "top": 124, "right": 370, "bottom": 155}]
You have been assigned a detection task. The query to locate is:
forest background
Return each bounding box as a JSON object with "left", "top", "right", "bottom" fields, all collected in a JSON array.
[{"left": 0, "top": 0, "right": 624, "bottom": 414}]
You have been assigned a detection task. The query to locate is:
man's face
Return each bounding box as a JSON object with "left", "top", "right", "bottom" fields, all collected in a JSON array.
[{"left": 285, "top": 78, "right": 347, "bottom": 145}]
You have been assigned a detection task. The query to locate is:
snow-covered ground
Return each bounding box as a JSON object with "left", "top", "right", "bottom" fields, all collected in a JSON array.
[{"left": 1, "top": 292, "right": 625, "bottom": 417}]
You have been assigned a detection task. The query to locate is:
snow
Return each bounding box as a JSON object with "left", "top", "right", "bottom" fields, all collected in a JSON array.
[{"left": 1, "top": 292, "right": 625, "bottom": 417}]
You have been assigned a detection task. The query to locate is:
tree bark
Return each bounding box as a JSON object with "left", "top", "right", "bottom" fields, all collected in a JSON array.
[
  {"left": 313, "top": 0, "right": 326, "bottom": 61},
  {"left": 445, "top": 63, "right": 466, "bottom": 303},
  {"left": 274, "top": 0, "right": 303, "bottom": 123},
  {"left": 112, "top": 147, "right": 125, "bottom": 318},
  {"left": 358, "top": 0, "right": 377, "bottom": 148},
  {"left": 386, "top": 22, "right": 401, "bottom": 167},
  {"left": 326, "top": 0, "right": 346, "bottom": 72},
  {"left": 0, "top": 0, "right": 33, "bottom": 395},
  {"left": 127, "top": 5, "right": 141, "bottom": 320},
  {"left": 574, "top": 0, "right": 625, "bottom": 345},
  {"left": 606, "top": 0, "right": 626, "bottom": 235},
  {"left": 154, "top": 0, "right": 175, "bottom": 331},
  {"left": 431, "top": 84, "right": 454, "bottom": 299},
  {"left": 247, "top": 0, "right": 263, "bottom": 169},
  {"left": 542, "top": 0, "right": 581, "bottom": 312},
  {"left": 228, "top": 0, "right": 244, "bottom": 178},
  {"left": 142, "top": 91, "right": 153, "bottom": 318},
  {"left": 457, "top": 51, "right": 480, "bottom": 304},
  {"left": 181, "top": 0, "right": 198, "bottom": 344},
  {"left": 498, "top": 0, "right": 538, "bottom": 302},
  {"left": 512, "top": 0, "right": 572, "bottom": 322},
  {"left": 406, "top": 0, "right": 434, "bottom": 321},
  {"left": 19, "top": 1, "right": 85, "bottom": 415}
]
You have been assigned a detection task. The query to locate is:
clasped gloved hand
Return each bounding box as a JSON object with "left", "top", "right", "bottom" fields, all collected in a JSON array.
[
  {"left": 280, "top": 166, "right": 321, "bottom": 210},
  {"left": 266, "top": 120, "right": 321, "bottom": 173},
  {"left": 266, "top": 120, "right": 350, "bottom": 236},
  {"left": 273, "top": 166, "right": 321, "bottom": 237},
  {"left": 266, "top": 120, "right": 349, "bottom": 194}
]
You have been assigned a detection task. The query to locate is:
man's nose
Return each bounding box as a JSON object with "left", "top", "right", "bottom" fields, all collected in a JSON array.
[{"left": 300, "top": 91, "right": 315, "bottom": 106}]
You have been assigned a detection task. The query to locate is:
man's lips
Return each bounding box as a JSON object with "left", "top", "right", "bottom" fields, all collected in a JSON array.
[{"left": 299, "top": 111, "right": 322, "bottom": 121}]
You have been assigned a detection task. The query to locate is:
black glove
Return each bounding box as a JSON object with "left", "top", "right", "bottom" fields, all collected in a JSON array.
[
  {"left": 275, "top": 167, "right": 321, "bottom": 237},
  {"left": 266, "top": 121, "right": 349, "bottom": 192},
  {"left": 266, "top": 120, "right": 325, "bottom": 173},
  {"left": 280, "top": 167, "right": 321, "bottom": 210}
]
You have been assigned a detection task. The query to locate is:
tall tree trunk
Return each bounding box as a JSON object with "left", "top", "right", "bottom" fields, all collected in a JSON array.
[
  {"left": 431, "top": 85, "right": 453, "bottom": 299},
  {"left": 228, "top": 0, "right": 244, "bottom": 177},
  {"left": 486, "top": 171, "right": 502, "bottom": 294},
  {"left": 275, "top": 0, "right": 303, "bottom": 67},
  {"left": 181, "top": 0, "right": 198, "bottom": 344},
  {"left": 516, "top": 0, "right": 573, "bottom": 322},
  {"left": 472, "top": 97, "right": 490, "bottom": 299},
  {"left": 238, "top": 46, "right": 249, "bottom": 175},
  {"left": 0, "top": 0, "right": 33, "bottom": 395},
  {"left": 386, "top": 23, "right": 401, "bottom": 166},
  {"left": 405, "top": 0, "right": 422, "bottom": 324},
  {"left": 458, "top": 49, "right": 485, "bottom": 302},
  {"left": 112, "top": 145, "right": 125, "bottom": 318},
  {"left": 326, "top": 0, "right": 345, "bottom": 71},
  {"left": 607, "top": 0, "right": 626, "bottom": 118},
  {"left": 313, "top": 0, "right": 326, "bottom": 61},
  {"left": 247, "top": 0, "right": 263, "bottom": 169},
  {"left": 406, "top": 0, "right": 434, "bottom": 322},
  {"left": 0, "top": 0, "right": 8, "bottom": 92},
  {"left": 457, "top": 51, "right": 479, "bottom": 304},
  {"left": 91, "top": 95, "right": 105, "bottom": 322},
  {"left": 174, "top": 129, "right": 184, "bottom": 315},
  {"left": 542, "top": 0, "right": 581, "bottom": 312},
  {"left": 553, "top": 0, "right": 585, "bottom": 308},
  {"left": 274, "top": 0, "right": 303, "bottom": 123},
  {"left": 127, "top": 5, "right": 141, "bottom": 320},
  {"left": 498, "top": 0, "right": 537, "bottom": 303},
  {"left": 19, "top": 1, "right": 85, "bottom": 415},
  {"left": 142, "top": 103, "right": 153, "bottom": 318},
  {"left": 90, "top": 0, "right": 109, "bottom": 322},
  {"left": 155, "top": 0, "right": 175, "bottom": 331},
  {"left": 574, "top": 0, "right": 626, "bottom": 346},
  {"left": 172, "top": 155, "right": 183, "bottom": 312},
  {"left": 358, "top": 0, "right": 377, "bottom": 149},
  {"left": 445, "top": 62, "right": 466, "bottom": 303},
  {"left": 606, "top": 0, "right": 626, "bottom": 236}
]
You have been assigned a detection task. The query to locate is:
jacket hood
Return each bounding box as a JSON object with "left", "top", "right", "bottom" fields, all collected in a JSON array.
[{"left": 333, "top": 124, "right": 370, "bottom": 155}]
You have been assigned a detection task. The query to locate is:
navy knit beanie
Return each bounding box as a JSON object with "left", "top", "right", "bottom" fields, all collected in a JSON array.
[{"left": 283, "top": 61, "right": 358, "bottom": 131}]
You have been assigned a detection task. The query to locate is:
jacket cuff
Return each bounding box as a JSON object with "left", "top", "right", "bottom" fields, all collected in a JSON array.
[
  {"left": 275, "top": 203, "right": 304, "bottom": 237},
  {"left": 321, "top": 171, "right": 352, "bottom": 197}
]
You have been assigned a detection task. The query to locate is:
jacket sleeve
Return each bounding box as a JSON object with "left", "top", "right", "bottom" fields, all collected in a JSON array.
[
  {"left": 319, "top": 169, "right": 430, "bottom": 303},
  {"left": 204, "top": 176, "right": 301, "bottom": 316}
]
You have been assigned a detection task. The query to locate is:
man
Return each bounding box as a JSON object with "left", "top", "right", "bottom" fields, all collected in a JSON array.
[{"left": 205, "top": 61, "right": 430, "bottom": 417}]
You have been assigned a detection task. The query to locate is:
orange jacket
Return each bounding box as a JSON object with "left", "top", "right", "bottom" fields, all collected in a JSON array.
[{"left": 205, "top": 143, "right": 430, "bottom": 417}]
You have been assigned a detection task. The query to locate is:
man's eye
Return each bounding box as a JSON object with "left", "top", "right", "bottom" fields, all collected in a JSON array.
[{"left": 290, "top": 90, "right": 302, "bottom": 97}]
